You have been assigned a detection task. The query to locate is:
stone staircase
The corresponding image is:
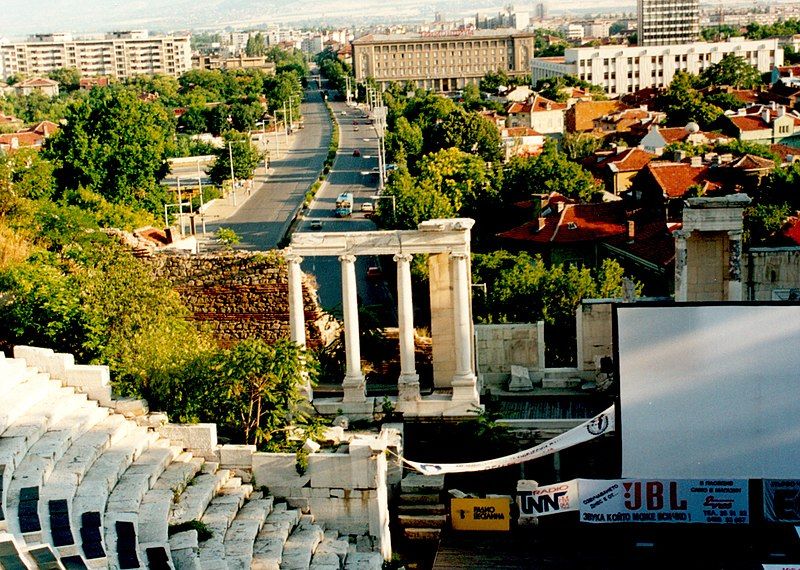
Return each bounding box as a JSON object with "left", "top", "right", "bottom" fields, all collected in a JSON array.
[
  {"left": 0, "top": 346, "right": 386, "bottom": 570},
  {"left": 396, "top": 473, "right": 448, "bottom": 545}
]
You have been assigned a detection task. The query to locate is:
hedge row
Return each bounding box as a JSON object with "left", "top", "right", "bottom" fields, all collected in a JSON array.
[{"left": 304, "top": 101, "right": 340, "bottom": 206}]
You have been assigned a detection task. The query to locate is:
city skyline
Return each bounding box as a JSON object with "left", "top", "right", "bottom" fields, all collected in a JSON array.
[{"left": 2, "top": 0, "right": 640, "bottom": 38}]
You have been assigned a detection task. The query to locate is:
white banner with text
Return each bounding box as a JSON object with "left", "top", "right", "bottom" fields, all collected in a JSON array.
[
  {"left": 517, "top": 479, "right": 580, "bottom": 520},
  {"left": 402, "top": 406, "right": 615, "bottom": 475},
  {"left": 578, "top": 479, "right": 749, "bottom": 524}
]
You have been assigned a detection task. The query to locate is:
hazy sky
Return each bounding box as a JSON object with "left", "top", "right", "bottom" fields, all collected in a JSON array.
[{"left": 0, "top": 0, "right": 639, "bottom": 38}]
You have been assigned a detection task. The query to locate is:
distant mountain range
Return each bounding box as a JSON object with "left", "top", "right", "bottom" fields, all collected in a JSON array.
[{"left": 2, "top": 0, "right": 638, "bottom": 39}]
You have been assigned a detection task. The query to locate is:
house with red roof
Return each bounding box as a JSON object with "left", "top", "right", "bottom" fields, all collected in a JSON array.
[
  {"left": 566, "top": 100, "right": 628, "bottom": 134},
  {"left": 582, "top": 147, "right": 657, "bottom": 195},
  {"left": 0, "top": 120, "right": 60, "bottom": 153},
  {"left": 592, "top": 107, "right": 666, "bottom": 143},
  {"left": 506, "top": 94, "right": 566, "bottom": 136},
  {"left": 499, "top": 127, "right": 545, "bottom": 161},
  {"left": 497, "top": 193, "right": 628, "bottom": 266},
  {"left": 638, "top": 124, "right": 731, "bottom": 156},
  {"left": 13, "top": 77, "right": 59, "bottom": 98},
  {"left": 635, "top": 158, "right": 721, "bottom": 221},
  {"left": 724, "top": 103, "right": 800, "bottom": 145}
]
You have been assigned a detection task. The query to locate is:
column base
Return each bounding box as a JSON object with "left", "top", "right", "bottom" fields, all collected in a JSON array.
[
  {"left": 342, "top": 373, "right": 367, "bottom": 403},
  {"left": 451, "top": 373, "right": 479, "bottom": 402},
  {"left": 313, "top": 397, "right": 376, "bottom": 421},
  {"left": 396, "top": 394, "right": 484, "bottom": 418},
  {"left": 398, "top": 374, "right": 421, "bottom": 402}
]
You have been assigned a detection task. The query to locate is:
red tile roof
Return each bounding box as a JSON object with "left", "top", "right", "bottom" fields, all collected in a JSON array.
[
  {"left": 507, "top": 101, "right": 532, "bottom": 114},
  {"left": 502, "top": 126, "right": 542, "bottom": 137},
  {"left": 530, "top": 95, "right": 566, "bottom": 112},
  {"left": 605, "top": 219, "right": 677, "bottom": 268},
  {"left": 0, "top": 131, "right": 45, "bottom": 149},
  {"left": 770, "top": 143, "right": 800, "bottom": 162},
  {"left": 646, "top": 162, "right": 717, "bottom": 199},
  {"left": 15, "top": 77, "right": 58, "bottom": 88},
  {"left": 657, "top": 127, "right": 691, "bottom": 143},
  {"left": 498, "top": 201, "right": 627, "bottom": 244},
  {"left": 591, "top": 148, "right": 657, "bottom": 173},
  {"left": 725, "top": 154, "right": 776, "bottom": 171},
  {"left": 781, "top": 216, "right": 800, "bottom": 246}
]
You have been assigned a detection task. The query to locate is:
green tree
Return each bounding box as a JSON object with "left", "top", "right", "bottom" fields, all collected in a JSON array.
[
  {"left": 385, "top": 116, "right": 423, "bottom": 165},
  {"left": 416, "top": 147, "right": 493, "bottom": 212},
  {"left": 206, "top": 131, "right": 261, "bottom": 185},
  {"left": 426, "top": 108, "right": 502, "bottom": 162},
  {"left": 503, "top": 140, "right": 601, "bottom": 203},
  {"left": 373, "top": 167, "right": 455, "bottom": 229},
  {"left": 699, "top": 54, "right": 762, "bottom": 89},
  {"left": 245, "top": 32, "right": 267, "bottom": 57},
  {"left": 44, "top": 86, "right": 174, "bottom": 213},
  {"left": 658, "top": 71, "right": 723, "bottom": 128},
  {"left": 48, "top": 68, "right": 81, "bottom": 92},
  {"left": 562, "top": 132, "right": 602, "bottom": 162},
  {"left": 178, "top": 105, "right": 209, "bottom": 134},
  {"left": 745, "top": 203, "right": 791, "bottom": 245}
]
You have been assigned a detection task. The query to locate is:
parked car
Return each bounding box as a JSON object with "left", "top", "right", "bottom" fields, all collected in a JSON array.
[
  {"left": 361, "top": 201, "right": 374, "bottom": 213},
  {"left": 366, "top": 266, "right": 382, "bottom": 280},
  {"left": 354, "top": 126, "right": 359, "bottom": 131},
  {"left": 352, "top": 120, "right": 358, "bottom": 125},
  {"left": 340, "top": 110, "right": 347, "bottom": 116},
  {"left": 310, "top": 220, "right": 323, "bottom": 230},
  {"left": 353, "top": 149, "right": 361, "bottom": 157}
]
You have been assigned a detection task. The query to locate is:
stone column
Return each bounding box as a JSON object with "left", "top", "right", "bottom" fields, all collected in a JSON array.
[
  {"left": 394, "top": 253, "right": 420, "bottom": 401},
  {"left": 450, "top": 253, "right": 478, "bottom": 402},
  {"left": 340, "top": 254, "right": 366, "bottom": 402},
  {"left": 674, "top": 230, "right": 689, "bottom": 302},
  {"left": 727, "top": 230, "right": 744, "bottom": 301},
  {"left": 286, "top": 252, "right": 313, "bottom": 401},
  {"left": 286, "top": 253, "right": 306, "bottom": 348}
]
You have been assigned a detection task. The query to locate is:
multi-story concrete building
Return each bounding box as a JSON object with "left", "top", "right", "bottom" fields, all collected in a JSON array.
[
  {"left": 532, "top": 38, "right": 782, "bottom": 96},
  {"left": 351, "top": 28, "right": 535, "bottom": 91},
  {"left": 0, "top": 31, "right": 192, "bottom": 80},
  {"left": 638, "top": 0, "right": 700, "bottom": 46}
]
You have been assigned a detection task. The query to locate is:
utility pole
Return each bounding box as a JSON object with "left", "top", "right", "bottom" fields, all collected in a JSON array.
[
  {"left": 177, "top": 177, "right": 185, "bottom": 236},
  {"left": 228, "top": 141, "right": 237, "bottom": 207},
  {"left": 197, "top": 159, "right": 206, "bottom": 235}
]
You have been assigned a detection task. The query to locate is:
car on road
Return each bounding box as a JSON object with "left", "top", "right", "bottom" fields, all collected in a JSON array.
[
  {"left": 340, "top": 110, "right": 347, "bottom": 116},
  {"left": 361, "top": 202, "right": 374, "bottom": 213},
  {"left": 354, "top": 126, "right": 359, "bottom": 131},
  {"left": 353, "top": 149, "right": 361, "bottom": 157},
  {"left": 352, "top": 120, "right": 358, "bottom": 125},
  {"left": 366, "top": 266, "right": 383, "bottom": 280},
  {"left": 310, "top": 220, "right": 323, "bottom": 230}
]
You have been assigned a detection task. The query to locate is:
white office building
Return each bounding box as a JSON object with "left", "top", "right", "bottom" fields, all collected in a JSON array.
[
  {"left": 531, "top": 38, "right": 782, "bottom": 96},
  {"left": 0, "top": 31, "right": 192, "bottom": 80},
  {"left": 638, "top": 0, "right": 699, "bottom": 46}
]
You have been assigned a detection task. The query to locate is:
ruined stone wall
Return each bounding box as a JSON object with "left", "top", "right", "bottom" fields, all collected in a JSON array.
[
  {"left": 746, "top": 247, "right": 800, "bottom": 301},
  {"left": 147, "top": 251, "right": 335, "bottom": 348}
]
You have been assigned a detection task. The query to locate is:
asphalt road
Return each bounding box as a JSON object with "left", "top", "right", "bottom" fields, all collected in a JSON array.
[
  {"left": 205, "top": 83, "right": 331, "bottom": 251},
  {"left": 297, "top": 99, "right": 395, "bottom": 316}
]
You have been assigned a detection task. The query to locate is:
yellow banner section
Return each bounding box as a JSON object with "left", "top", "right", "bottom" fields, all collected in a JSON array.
[{"left": 450, "top": 498, "right": 511, "bottom": 531}]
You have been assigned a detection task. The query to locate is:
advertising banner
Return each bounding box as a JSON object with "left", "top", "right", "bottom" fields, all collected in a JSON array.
[
  {"left": 517, "top": 479, "right": 580, "bottom": 520},
  {"left": 403, "top": 405, "right": 615, "bottom": 475},
  {"left": 764, "top": 480, "right": 800, "bottom": 523},
  {"left": 578, "top": 479, "right": 749, "bottom": 524},
  {"left": 762, "top": 565, "right": 800, "bottom": 570},
  {"left": 451, "top": 498, "right": 511, "bottom": 531}
]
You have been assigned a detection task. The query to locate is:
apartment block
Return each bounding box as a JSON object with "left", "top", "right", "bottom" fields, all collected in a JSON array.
[
  {"left": 352, "top": 28, "right": 534, "bottom": 92},
  {"left": 532, "top": 38, "right": 782, "bottom": 96},
  {"left": 638, "top": 0, "right": 700, "bottom": 46},
  {"left": 0, "top": 31, "right": 192, "bottom": 80}
]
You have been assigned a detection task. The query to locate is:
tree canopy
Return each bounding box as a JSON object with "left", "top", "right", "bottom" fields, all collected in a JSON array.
[
  {"left": 699, "top": 54, "right": 762, "bottom": 89},
  {"left": 44, "top": 86, "right": 173, "bottom": 214}
]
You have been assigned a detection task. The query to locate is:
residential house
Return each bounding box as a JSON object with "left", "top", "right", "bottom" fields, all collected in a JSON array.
[
  {"left": 601, "top": 217, "right": 680, "bottom": 295},
  {"left": 715, "top": 153, "right": 777, "bottom": 195},
  {"left": 638, "top": 124, "right": 730, "bottom": 156},
  {"left": 479, "top": 109, "right": 507, "bottom": 129},
  {"left": 566, "top": 100, "right": 628, "bottom": 134},
  {"left": 499, "top": 126, "right": 545, "bottom": 160},
  {"left": 592, "top": 107, "right": 665, "bottom": 143},
  {"left": 583, "top": 147, "right": 657, "bottom": 196},
  {"left": 506, "top": 94, "right": 566, "bottom": 136},
  {"left": 79, "top": 76, "right": 110, "bottom": 90},
  {"left": 499, "top": 85, "right": 535, "bottom": 103},
  {"left": 497, "top": 192, "right": 628, "bottom": 266},
  {"left": 725, "top": 103, "right": 800, "bottom": 145},
  {"left": 635, "top": 157, "right": 721, "bottom": 221},
  {"left": 13, "top": 77, "right": 59, "bottom": 98},
  {"left": 0, "top": 120, "right": 59, "bottom": 153},
  {"left": 0, "top": 113, "right": 23, "bottom": 132}
]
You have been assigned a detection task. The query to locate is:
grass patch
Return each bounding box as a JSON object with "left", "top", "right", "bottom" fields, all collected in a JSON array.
[{"left": 168, "top": 520, "right": 213, "bottom": 542}]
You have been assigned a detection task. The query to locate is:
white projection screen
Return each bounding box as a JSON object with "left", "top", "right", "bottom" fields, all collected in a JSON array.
[{"left": 615, "top": 303, "right": 800, "bottom": 479}]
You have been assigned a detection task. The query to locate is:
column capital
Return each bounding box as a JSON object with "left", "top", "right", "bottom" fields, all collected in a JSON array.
[
  {"left": 285, "top": 252, "right": 304, "bottom": 264},
  {"left": 728, "top": 230, "right": 743, "bottom": 239},
  {"left": 450, "top": 252, "right": 469, "bottom": 261},
  {"left": 338, "top": 254, "right": 357, "bottom": 263},
  {"left": 393, "top": 253, "right": 413, "bottom": 263}
]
